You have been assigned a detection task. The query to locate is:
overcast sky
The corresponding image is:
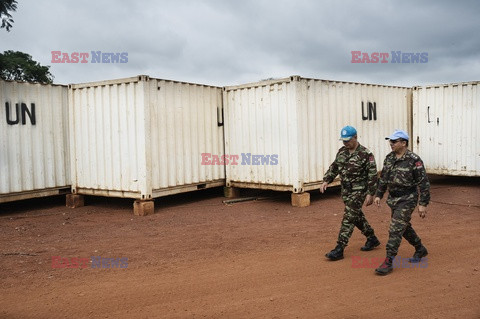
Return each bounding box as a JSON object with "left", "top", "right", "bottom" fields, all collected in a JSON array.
[{"left": 2, "top": 0, "right": 479, "bottom": 87}]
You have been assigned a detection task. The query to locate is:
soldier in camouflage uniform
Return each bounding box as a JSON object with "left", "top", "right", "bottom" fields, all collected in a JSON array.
[
  {"left": 374, "top": 129, "right": 430, "bottom": 275},
  {"left": 321, "top": 126, "right": 380, "bottom": 261}
]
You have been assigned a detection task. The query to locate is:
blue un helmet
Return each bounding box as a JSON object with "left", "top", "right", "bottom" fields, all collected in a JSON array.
[
  {"left": 339, "top": 125, "right": 357, "bottom": 141},
  {"left": 385, "top": 129, "right": 409, "bottom": 141}
]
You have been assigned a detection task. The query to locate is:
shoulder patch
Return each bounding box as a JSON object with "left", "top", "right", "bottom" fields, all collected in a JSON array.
[
  {"left": 369, "top": 155, "right": 375, "bottom": 162},
  {"left": 415, "top": 161, "right": 423, "bottom": 168},
  {"left": 410, "top": 152, "right": 420, "bottom": 160}
]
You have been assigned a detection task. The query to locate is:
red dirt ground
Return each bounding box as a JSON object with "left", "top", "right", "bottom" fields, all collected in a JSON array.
[{"left": 0, "top": 176, "right": 479, "bottom": 318}]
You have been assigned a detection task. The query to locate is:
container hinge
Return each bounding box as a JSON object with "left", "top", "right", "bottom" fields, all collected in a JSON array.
[{"left": 217, "top": 107, "right": 224, "bottom": 126}]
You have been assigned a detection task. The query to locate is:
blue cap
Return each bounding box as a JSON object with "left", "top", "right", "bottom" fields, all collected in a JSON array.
[
  {"left": 385, "top": 129, "right": 409, "bottom": 141},
  {"left": 340, "top": 126, "right": 357, "bottom": 141}
]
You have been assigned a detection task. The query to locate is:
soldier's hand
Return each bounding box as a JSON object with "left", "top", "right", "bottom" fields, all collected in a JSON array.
[
  {"left": 365, "top": 194, "right": 374, "bottom": 206},
  {"left": 418, "top": 205, "right": 427, "bottom": 219},
  {"left": 374, "top": 197, "right": 381, "bottom": 207},
  {"left": 320, "top": 182, "right": 328, "bottom": 194}
]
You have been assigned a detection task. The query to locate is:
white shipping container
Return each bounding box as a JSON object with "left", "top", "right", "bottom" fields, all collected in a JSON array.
[
  {"left": 224, "top": 76, "right": 412, "bottom": 193},
  {"left": 413, "top": 81, "right": 480, "bottom": 176},
  {"left": 68, "top": 75, "right": 225, "bottom": 200},
  {"left": 0, "top": 80, "right": 70, "bottom": 203}
]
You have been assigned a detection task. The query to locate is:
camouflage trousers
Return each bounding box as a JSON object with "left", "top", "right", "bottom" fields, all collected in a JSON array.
[
  {"left": 336, "top": 191, "right": 376, "bottom": 248},
  {"left": 385, "top": 194, "right": 422, "bottom": 257}
]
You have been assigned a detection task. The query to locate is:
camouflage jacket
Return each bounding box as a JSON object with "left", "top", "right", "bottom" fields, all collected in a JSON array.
[
  {"left": 323, "top": 144, "right": 378, "bottom": 195},
  {"left": 375, "top": 150, "right": 430, "bottom": 206}
]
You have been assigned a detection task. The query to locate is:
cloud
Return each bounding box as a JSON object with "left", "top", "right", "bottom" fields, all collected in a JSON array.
[{"left": 2, "top": 0, "right": 479, "bottom": 86}]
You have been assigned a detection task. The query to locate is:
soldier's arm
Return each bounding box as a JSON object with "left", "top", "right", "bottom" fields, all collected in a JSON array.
[
  {"left": 323, "top": 152, "right": 340, "bottom": 184},
  {"left": 366, "top": 153, "right": 378, "bottom": 196},
  {"left": 375, "top": 157, "right": 389, "bottom": 199},
  {"left": 413, "top": 158, "right": 430, "bottom": 206}
]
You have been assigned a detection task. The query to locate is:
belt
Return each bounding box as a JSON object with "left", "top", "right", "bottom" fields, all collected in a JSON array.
[
  {"left": 389, "top": 187, "right": 417, "bottom": 197},
  {"left": 342, "top": 182, "right": 365, "bottom": 191}
]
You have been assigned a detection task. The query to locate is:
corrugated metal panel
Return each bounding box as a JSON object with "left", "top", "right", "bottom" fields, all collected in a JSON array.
[
  {"left": 413, "top": 81, "right": 480, "bottom": 176},
  {"left": 224, "top": 76, "right": 411, "bottom": 192},
  {"left": 69, "top": 76, "right": 146, "bottom": 197},
  {"left": 148, "top": 79, "right": 225, "bottom": 192},
  {"left": 69, "top": 75, "right": 225, "bottom": 199},
  {"left": 224, "top": 77, "right": 301, "bottom": 190},
  {"left": 0, "top": 80, "right": 70, "bottom": 203},
  {"left": 299, "top": 78, "right": 411, "bottom": 185}
]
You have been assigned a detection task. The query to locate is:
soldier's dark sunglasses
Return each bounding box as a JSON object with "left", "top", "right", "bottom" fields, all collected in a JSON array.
[{"left": 389, "top": 139, "right": 403, "bottom": 144}]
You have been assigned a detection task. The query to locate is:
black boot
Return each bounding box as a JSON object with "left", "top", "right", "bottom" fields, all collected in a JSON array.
[
  {"left": 409, "top": 245, "right": 428, "bottom": 263},
  {"left": 360, "top": 236, "right": 380, "bottom": 251},
  {"left": 375, "top": 256, "right": 393, "bottom": 275},
  {"left": 325, "top": 244, "right": 344, "bottom": 261}
]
